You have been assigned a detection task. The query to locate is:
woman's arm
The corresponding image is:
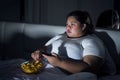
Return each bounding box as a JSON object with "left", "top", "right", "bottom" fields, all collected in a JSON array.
[
  {"left": 58, "top": 55, "right": 103, "bottom": 74},
  {"left": 42, "top": 53, "right": 103, "bottom": 74}
]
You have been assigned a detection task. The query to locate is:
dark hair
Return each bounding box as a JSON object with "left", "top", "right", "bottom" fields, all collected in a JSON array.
[{"left": 66, "top": 10, "right": 94, "bottom": 34}]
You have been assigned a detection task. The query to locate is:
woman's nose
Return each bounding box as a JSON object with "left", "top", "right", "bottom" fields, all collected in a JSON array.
[{"left": 66, "top": 25, "right": 71, "bottom": 29}]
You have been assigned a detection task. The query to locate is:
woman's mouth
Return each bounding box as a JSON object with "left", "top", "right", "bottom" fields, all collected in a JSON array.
[{"left": 66, "top": 29, "right": 71, "bottom": 33}]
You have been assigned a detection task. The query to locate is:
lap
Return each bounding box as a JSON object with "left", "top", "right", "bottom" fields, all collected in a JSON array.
[
  {"left": 0, "top": 59, "right": 97, "bottom": 80},
  {"left": 57, "top": 72, "right": 98, "bottom": 80}
]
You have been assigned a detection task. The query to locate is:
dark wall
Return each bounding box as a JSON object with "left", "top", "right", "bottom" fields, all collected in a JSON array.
[
  {"left": 0, "top": 0, "right": 23, "bottom": 22},
  {"left": 114, "top": 0, "right": 120, "bottom": 15},
  {"left": 0, "top": 0, "right": 118, "bottom": 26}
]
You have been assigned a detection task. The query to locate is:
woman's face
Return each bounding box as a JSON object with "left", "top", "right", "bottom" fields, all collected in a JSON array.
[{"left": 66, "top": 16, "right": 84, "bottom": 38}]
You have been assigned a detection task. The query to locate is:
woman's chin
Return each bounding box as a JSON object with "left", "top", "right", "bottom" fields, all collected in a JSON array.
[{"left": 67, "top": 35, "right": 73, "bottom": 38}]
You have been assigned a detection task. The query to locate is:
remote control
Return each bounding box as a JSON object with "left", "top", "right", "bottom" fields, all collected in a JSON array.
[{"left": 40, "top": 51, "right": 52, "bottom": 56}]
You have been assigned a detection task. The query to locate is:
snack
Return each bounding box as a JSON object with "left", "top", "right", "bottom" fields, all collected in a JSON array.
[{"left": 21, "top": 61, "right": 43, "bottom": 74}]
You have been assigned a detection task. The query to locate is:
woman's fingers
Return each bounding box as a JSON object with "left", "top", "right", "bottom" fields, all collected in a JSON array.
[
  {"left": 42, "top": 52, "right": 58, "bottom": 62},
  {"left": 51, "top": 52, "right": 57, "bottom": 57},
  {"left": 31, "top": 50, "right": 41, "bottom": 61}
]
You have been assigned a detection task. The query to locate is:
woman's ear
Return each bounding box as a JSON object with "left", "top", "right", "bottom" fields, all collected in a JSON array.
[{"left": 82, "top": 24, "right": 87, "bottom": 31}]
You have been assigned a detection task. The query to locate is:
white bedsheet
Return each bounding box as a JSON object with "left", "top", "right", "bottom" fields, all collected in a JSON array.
[{"left": 0, "top": 59, "right": 97, "bottom": 80}]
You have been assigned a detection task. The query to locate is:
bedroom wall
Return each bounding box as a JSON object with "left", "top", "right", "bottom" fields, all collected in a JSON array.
[{"left": 0, "top": 0, "right": 116, "bottom": 26}]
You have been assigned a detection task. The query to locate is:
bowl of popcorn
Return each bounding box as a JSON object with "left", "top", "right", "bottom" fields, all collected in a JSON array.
[{"left": 21, "top": 60, "right": 43, "bottom": 74}]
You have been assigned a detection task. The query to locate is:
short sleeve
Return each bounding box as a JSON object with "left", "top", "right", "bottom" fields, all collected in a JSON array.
[
  {"left": 82, "top": 37, "right": 116, "bottom": 75},
  {"left": 82, "top": 38, "right": 105, "bottom": 59}
]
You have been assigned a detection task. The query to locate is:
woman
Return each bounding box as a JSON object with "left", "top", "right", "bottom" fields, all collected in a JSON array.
[{"left": 31, "top": 10, "right": 116, "bottom": 77}]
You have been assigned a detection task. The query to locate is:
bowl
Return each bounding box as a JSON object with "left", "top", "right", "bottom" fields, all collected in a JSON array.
[{"left": 21, "top": 60, "right": 43, "bottom": 74}]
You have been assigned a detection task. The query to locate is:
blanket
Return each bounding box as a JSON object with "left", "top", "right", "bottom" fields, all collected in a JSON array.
[{"left": 0, "top": 59, "right": 97, "bottom": 80}]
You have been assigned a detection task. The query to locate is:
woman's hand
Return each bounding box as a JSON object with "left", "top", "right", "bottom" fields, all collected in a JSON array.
[
  {"left": 31, "top": 50, "right": 42, "bottom": 61},
  {"left": 42, "top": 52, "right": 61, "bottom": 67}
]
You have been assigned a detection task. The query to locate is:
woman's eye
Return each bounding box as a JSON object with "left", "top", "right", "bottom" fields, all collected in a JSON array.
[
  {"left": 71, "top": 23, "right": 75, "bottom": 26},
  {"left": 66, "top": 23, "right": 75, "bottom": 27},
  {"left": 66, "top": 24, "right": 68, "bottom": 26}
]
